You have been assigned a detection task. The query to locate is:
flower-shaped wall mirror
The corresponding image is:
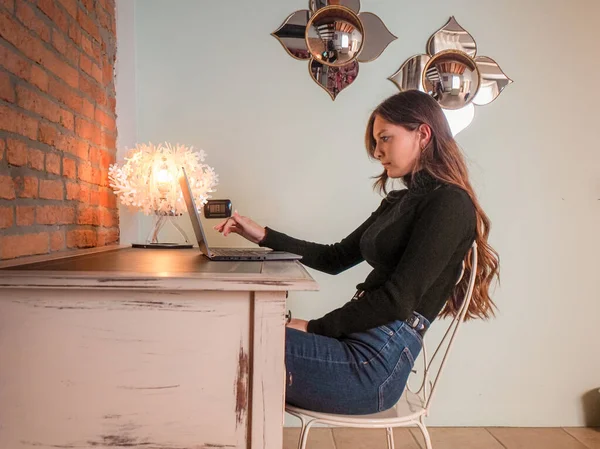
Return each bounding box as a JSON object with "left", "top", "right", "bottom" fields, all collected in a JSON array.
[
  {"left": 389, "top": 17, "right": 512, "bottom": 135},
  {"left": 272, "top": 0, "right": 396, "bottom": 100}
]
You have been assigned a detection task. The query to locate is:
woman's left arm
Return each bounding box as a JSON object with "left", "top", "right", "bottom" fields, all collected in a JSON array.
[{"left": 307, "top": 188, "right": 476, "bottom": 338}]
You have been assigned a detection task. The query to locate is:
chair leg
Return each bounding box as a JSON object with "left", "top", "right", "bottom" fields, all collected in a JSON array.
[
  {"left": 416, "top": 416, "right": 433, "bottom": 449},
  {"left": 386, "top": 427, "right": 395, "bottom": 449},
  {"left": 298, "top": 419, "right": 316, "bottom": 449}
]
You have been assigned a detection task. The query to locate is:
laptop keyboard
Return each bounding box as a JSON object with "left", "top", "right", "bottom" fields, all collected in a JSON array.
[{"left": 210, "top": 248, "right": 267, "bottom": 257}]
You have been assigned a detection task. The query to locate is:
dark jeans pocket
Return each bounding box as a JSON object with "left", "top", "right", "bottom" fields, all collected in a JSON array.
[{"left": 378, "top": 346, "right": 415, "bottom": 412}]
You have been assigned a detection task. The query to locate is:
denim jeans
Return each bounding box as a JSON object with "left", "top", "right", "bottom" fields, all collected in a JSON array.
[{"left": 284, "top": 314, "right": 427, "bottom": 415}]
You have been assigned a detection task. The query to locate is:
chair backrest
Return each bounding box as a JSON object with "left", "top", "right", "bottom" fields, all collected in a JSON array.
[{"left": 409, "top": 241, "right": 478, "bottom": 411}]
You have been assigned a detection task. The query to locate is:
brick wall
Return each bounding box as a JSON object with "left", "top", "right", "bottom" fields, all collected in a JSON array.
[{"left": 0, "top": 0, "right": 118, "bottom": 260}]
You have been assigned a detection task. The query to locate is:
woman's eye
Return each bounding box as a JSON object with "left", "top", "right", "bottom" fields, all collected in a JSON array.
[{"left": 381, "top": 136, "right": 389, "bottom": 143}]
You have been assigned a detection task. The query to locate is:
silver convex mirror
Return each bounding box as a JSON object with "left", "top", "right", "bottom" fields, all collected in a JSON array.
[
  {"left": 388, "top": 17, "right": 512, "bottom": 135},
  {"left": 273, "top": 1, "right": 396, "bottom": 100},
  {"left": 306, "top": 6, "right": 364, "bottom": 67},
  {"left": 422, "top": 50, "right": 480, "bottom": 110}
]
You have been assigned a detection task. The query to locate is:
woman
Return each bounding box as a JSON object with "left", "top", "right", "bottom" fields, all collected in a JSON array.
[{"left": 214, "top": 90, "right": 499, "bottom": 415}]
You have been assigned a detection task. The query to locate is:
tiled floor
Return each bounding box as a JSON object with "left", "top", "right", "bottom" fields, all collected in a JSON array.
[{"left": 282, "top": 427, "right": 600, "bottom": 449}]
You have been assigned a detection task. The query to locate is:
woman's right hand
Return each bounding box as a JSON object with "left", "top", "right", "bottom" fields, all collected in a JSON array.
[{"left": 213, "top": 211, "right": 266, "bottom": 245}]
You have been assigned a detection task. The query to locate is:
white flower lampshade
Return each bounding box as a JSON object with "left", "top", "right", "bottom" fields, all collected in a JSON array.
[{"left": 108, "top": 142, "right": 218, "bottom": 248}]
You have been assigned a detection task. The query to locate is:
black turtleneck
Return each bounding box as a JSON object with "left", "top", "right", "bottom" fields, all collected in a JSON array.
[{"left": 259, "top": 171, "right": 477, "bottom": 338}]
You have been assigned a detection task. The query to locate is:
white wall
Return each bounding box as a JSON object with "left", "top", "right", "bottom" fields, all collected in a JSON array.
[
  {"left": 125, "top": 0, "right": 600, "bottom": 426},
  {"left": 115, "top": 0, "right": 138, "bottom": 244}
]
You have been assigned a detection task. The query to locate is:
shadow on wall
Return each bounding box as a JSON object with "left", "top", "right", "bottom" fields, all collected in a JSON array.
[{"left": 582, "top": 388, "right": 600, "bottom": 426}]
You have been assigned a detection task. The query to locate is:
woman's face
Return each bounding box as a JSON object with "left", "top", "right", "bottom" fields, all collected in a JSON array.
[{"left": 372, "top": 115, "right": 430, "bottom": 178}]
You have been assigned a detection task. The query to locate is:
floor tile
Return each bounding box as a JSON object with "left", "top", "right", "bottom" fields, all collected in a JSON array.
[
  {"left": 564, "top": 428, "right": 600, "bottom": 449},
  {"left": 409, "top": 427, "right": 504, "bottom": 449},
  {"left": 487, "top": 427, "right": 588, "bottom": 449},
  {"left": 332, "top": 427, "right": 420, "bottom": 449},
  {"left": 283, "top": 427, "right": 336, "bottom": 449}
]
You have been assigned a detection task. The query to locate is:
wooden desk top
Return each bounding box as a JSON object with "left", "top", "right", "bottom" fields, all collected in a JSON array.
[{"left": 0, "top": 246, "right": 319, "bottom": 292}]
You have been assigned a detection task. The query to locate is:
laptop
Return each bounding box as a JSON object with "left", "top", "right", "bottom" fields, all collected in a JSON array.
[{"left": 179, "top": 167, "right": 302, "bottom": 261}]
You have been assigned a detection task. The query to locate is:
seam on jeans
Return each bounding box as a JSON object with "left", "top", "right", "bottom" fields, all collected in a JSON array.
[
  {"left": 377, "top": 325, "right": 394, "bottom": 336},
  {"left": 361, "top": 337, "right": 395, "bottom": 365},
  {"left": 378, "top": 347, "right": 412, "bottom": 411},
  {"left": 285, "top": 349, "right": 359, "bottom": 365}
]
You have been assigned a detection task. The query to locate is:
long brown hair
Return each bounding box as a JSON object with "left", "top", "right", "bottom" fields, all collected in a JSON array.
[{"left": 365, "top": 90, "right": 499, "bottom": 320}]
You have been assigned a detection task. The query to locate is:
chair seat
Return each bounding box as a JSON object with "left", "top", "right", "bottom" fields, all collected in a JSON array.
[{"left": 285, "top": 389, "right": 426, "bottom": 427}]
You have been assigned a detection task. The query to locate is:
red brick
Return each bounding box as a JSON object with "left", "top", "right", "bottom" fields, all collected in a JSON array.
[
  {"left": 16, "top": 85, "right": 61, "bottom": 124},
  {"left": 82, "top": 98, "right": 94, "bottom": 119},
  {"left": 0, "top": 175, "right": 16, "bottom": 199},
  {"left": 13, "top": 175, "right": 38, "bottom": 198},
  {"left": 75, "top": 117, "right": 96, "bottom": 141},
  {"left": 77, "top": 160, "right": 92, "bottom": 183},
  {"left": 108, "top": 95, "right": 116, "bottom": 113},
  {"left": 28, "top": 147, "right": 45, "bottom": 171},
  {"left": 16, "top": 0, "right": 51, "bottom": 42},
  {"left": 0, "top": 12, "right": 76, "bottom": 87},
  {"left": 39, "top": 179, "right": 64, "bottom": 200},
  {"left": 91, "top": 40, "right": 101, "bottom": 62},
  {"left": 95, "top": 108, "right": 115, "bottom": 131},
  {"left": 65, "top": 180, "right": 79, "bottom": 199},
  {"left": 39, "top": 122, "right": 58, "bottom": 146},
  {"left": 99, "top": 190, "right": 116, "bottom": 208},
  {"left": 36, "top": 205, "right": 74, "bottom": 224},
  {"left": 101, "top": 131, "right": 115, "bottom": 150},
  {"left": 80, "top": 74, "right": 105, "bottom": 106},
  {"left": 59, "top": 108, "right": 74, "bottom": 130},
  {"left": 0, "top": 71, "right": 15, "bottom": 102},
  {"left": 1, "top": 0, "right": 15, "bottom": 13},
  {"left": 56, "top": 0, "right": 76, "bottom": 17},
  {"left": 45, "top": 152, "right": 61, "bottom": 175},
  {"left": 50, "top": 229, "right": 65, "bottom": 251},
  {"left": 48, "top": 77, "right": 82, "bottom": 113},
  {"left": 77, "top": 8, "right": 100, "bottom": 41},
  {"left": 78, "top": 183, "right": 90, "bottom": 202},
  {"left": 56, "top": 135, "right": 86, "bottom": 158},
  {"left": 16, "top": 205, "right": 35, "bottom": 226},
  {"left": 102, "top": 62, "right": 113, "bottom": 87},
  {"left": 40, "top": 47, "right": 78, "bottom": 88},
  {"left": 89, "top": 189, "right": 100, "bottom": 205},
  {"left": 0, "top": 104, "right": 38, "bottom": 139},
  {"left": 67, "top": 229, "right": 96, "bottom": 248},
  {"left": 67, "top": 22, "right": 81, "bottom": 45},
  {"left": 37, "top": 0, "right": 68, "bottom": 33},
  {"left": 0, "top": 139, "right": 4, "bottom": 161},
  {"left": 7, "top": 138, "right": 28, "bottom": 166},
  {"left": 1, "top": 232, "right": 49, "bottom": 259},
  {"left": 81, "top": 0, "right": 93, "bottom": 12},
  {"left": 95, "top": 2, "right": 110, "bottom": 31},
  {"left": 0, "top": 206, "right": 14, "bottom": 228},
  {"left": 0, "top": 45, "right": 30, "bottom": 79},
  {"left": 30, "top": 64, "right": 49, "bottom": 91},
  {"left": 63, "top": 157, "right": 76, "bottom": 179},
  {"left": 77, "top": 205, "right": 100, "bottom": 225},
  {"left": 80, "top": 34, "right": 93, "bottom": 57},
  {"left": 97, "top": 227, "right": 119, "bottom": 246},
  {"left": 0, "top": 10, "right": 44, "bottom": 64},
  {"left": 101, "top": 208, "right": 118, "bottom": 227},
  {"left": 51, "top": 29, "right": 78, "bottom": 65}
]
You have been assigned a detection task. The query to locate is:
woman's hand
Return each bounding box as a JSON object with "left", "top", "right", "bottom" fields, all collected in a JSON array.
[
  {"left": 286, "top": 318, "right": 308, "bottom": 332},
  {"left": 213, "top": 211, "right": 266, "bottom": 244}
]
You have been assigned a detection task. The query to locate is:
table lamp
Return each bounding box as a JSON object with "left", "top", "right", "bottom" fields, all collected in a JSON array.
[{"left": 108, "top": 142, "right": 218, "bottom": 248}]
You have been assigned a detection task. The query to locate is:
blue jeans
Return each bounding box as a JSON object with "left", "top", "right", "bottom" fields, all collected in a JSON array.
[{"left": 284, "top": 315, "right": 427, "bottom": 415}]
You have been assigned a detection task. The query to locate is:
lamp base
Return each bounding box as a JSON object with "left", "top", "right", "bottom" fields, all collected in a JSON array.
[{"left": 132, "top": 242, "right": 193, "bottom": 249}]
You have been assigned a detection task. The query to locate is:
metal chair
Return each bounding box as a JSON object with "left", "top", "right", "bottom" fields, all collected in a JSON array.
[{"left": 286, "top": 242, "right": 478, "bottom": 449}]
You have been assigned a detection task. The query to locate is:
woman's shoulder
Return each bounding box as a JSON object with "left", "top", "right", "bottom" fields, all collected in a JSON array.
[{"left": 424, "top": 184, "right": 476, "bottom": 221}]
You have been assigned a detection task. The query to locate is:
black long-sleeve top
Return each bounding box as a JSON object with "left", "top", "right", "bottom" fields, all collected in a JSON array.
[{"left": 259, "top": 171, "right": 477, "bottom": 338}]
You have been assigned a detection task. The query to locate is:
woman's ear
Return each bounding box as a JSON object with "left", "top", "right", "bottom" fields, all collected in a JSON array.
[{"left": 418, "top": 124, "right": 432, "bottom": 150}]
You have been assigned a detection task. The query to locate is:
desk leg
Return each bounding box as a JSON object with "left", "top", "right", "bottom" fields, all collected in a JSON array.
[{"left": 250, "top": 291, "right": 287, "bottom": 449}]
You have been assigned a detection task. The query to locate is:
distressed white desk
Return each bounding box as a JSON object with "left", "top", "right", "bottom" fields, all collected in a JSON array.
[{"left": 0, "top": 245, "right": 318, "bottom": 449}]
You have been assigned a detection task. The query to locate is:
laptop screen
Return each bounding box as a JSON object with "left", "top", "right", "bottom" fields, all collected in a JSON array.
[{"left": 179, "top": 167, "right": 212, "bottom": 257}]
